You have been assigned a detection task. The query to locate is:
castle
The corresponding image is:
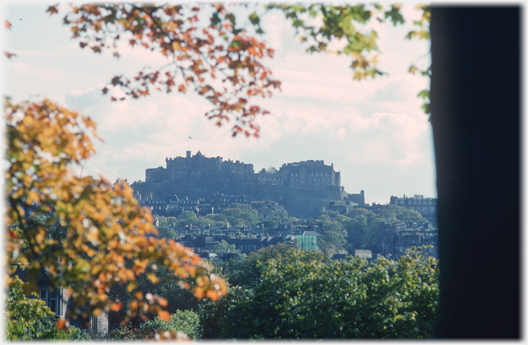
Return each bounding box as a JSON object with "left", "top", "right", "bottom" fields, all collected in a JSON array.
[
  {"left": 145, "top": 150, "right": 347, "bottom": 199},
  {"left": 146, "top": 151, "right": 254, "bottom": 183},
  {"left": 141, "top": 151, "right": 360, "bottom": 218}
]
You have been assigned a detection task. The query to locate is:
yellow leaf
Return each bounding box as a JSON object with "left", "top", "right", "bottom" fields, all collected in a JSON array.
[{"left": 148, "top": 273, "right": 159, "bottom": 284}]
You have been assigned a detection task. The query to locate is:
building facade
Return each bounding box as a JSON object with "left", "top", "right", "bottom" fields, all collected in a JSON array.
[
  {"left": 389, "top": 194, "right": 438, "bottom": 227},
  {"left": 380, "top": 221, "right": 438, "bottom": 259}
]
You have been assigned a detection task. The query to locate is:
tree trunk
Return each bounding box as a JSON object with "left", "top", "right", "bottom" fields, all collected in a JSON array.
[{"left": 430, "top": 6, "right": 520, "bottom": 338}]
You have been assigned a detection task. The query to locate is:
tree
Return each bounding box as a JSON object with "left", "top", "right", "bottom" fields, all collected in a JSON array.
[
  {"left": 219, "top": 247, "right": 438, "bottom": 339},
  {"left": 317, "top": 219, "right": 347, "bottom": 254},
  {"left": 230, "top": 242, "right": 324, "bottom": 289},
  {"left": 430, "top": 7, "right": 519, "bottom": 338},
  {"left": 212, "top": 240, "right": 238, "bottom": 253},
  {"left": 218, "top": 203, "right": 259, "bottom": 227},
  {"left": 378, "top": 204, "right": 430, "bottom": 225},
  {"left": 139, "top": 310, "right": 202, "bottom": 340},
  {"left": 5, "top": 98, "right": 226, "bottom": 331}
]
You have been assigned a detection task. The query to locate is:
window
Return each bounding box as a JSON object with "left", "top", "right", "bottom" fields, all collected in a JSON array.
[{"left": 39, "top": 288, "right": 60, "bottom": 315}]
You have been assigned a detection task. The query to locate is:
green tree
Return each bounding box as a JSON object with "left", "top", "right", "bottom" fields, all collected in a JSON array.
[
  {"left": 198, "top": 286, "right": 254, "bottom": 339},
  {"left": 213, "top": 240, "right": 238, "bottom": 253},
  {"left": 156, "top": 225, "right": 177, "bottom": 240},
  {"left": 379, "top": 204, "right": 430, "bottom": 225},
  {"left": 230, "top": 242, "right": 325, "bottom": 289},
  {"left": 218, "top": 204, "right": 259, "bottom": 227},
  {"left": 139, "top": 310, "right": 202, "bottom": 340},
  {"left": 210, "top": 255, "right": 246, "bottom": 286},
  {"left": 317, "top": 219, "right": 347, "bottom": 253},
  {"left": 220, "top": 247, "right": 438, "bottom": 339},
  {"left": 345, "top": 214, "right": 369, "bottom": 253}
]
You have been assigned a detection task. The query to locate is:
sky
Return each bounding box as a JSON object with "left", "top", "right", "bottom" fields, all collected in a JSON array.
[{"left": 2, "top": 2, "right": 436, "bottom": 205}]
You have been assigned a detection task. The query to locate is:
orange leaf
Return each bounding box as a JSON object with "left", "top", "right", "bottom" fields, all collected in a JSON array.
[
  {"left": 206, "top": 289, "right": 220, "bottom": 301},
  {"left": 194, "top": 287, "right": 204, "bottom": 299},
  {"left": 158, "top": 297, "right": 168, "bottom": 307},
  {"left": 46, "top": 4, "right": 59, "bottom": 15},
  {"left": 158, "top": 310, "right": 171, "bottom": 322},
  {"left": 5, "top": 20, "right": 12, "bottom": 30},
  {"left": 56, "top": 318, "right": 68, "bottom": 330},
  {"left": 3, "top": 51, "right": 17, "bottom": 59}
]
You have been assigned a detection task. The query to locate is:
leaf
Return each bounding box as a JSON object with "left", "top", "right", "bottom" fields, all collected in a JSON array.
[
  {"left": 46, "top": 4, "right": 59, "bottom": 15},
  {"left": 3, "top": 50, "right": 16, "bottom": 59},
  {"left": 5, "top": 20, "right": 12, "bottom": 30},
  {"left": 417, "top": 89, "right": 430, "bottom": 99},
  {"left": 111, "top": 302, "right": 122, "bottom": 311},
  {"left": 158, "top": 297, "right": 168, "bottom": 307},
  {"left": 147, "top": 273, "right": 159, "bottom": 284},
  {"left": 56, "top": 318, "right": 68, "bottom": 330},
  {"left": 158, "top": 310, "right": 171, "bottom": 322}
]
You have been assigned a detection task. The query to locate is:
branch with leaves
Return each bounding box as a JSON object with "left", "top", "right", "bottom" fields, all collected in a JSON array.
[{"left": 48, "top": 3, "right": 281, "bottom": 137}]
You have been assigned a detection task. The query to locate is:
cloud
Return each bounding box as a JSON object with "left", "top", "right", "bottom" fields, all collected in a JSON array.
[
  {"left": 4, "top": 3, "right": 436, "bottom": 204},
  {"left": 7, "top": 60, "right": 63, "bottom": 80}
]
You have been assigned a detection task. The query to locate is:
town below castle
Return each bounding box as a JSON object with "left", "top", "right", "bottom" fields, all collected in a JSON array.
[{"left": 127, "top": 150, "right": 438, "bottom": 260}]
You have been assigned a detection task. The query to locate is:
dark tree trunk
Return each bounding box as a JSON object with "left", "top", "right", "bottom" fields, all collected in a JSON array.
[{"left": 430, "top": 7, "right": 520, "bottom": 338}]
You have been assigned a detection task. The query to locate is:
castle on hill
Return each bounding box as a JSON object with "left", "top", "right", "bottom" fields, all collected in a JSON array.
[{"left": 140, "top": 150, "right": 364, "bottom": 218}]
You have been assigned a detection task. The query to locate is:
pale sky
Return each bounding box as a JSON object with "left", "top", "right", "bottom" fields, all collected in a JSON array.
[{"left": 2, "top": 2, "right": 436, "bottom": 205}]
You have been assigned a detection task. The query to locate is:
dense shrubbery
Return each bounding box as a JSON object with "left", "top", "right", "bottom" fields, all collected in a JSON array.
[
  {"left": 202, "top": 246, "right": 439, "bottom": 339},
  {"left": 5, "top": 276, "right": 87, "bottom": 341},
  {"left": 139, "top": 310, "right": 202, "bottom": 340}
]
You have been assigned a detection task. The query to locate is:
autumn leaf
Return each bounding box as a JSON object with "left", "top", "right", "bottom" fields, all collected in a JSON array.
[
  {"left": 56, "top": 318, "right": 68, "bottom": 330},
  {"left": 158, "top": 310, "right": 171, "bottom": 322},
  {"left": 111, "top": 302, "right": 122, "bottom": 311},
  {"left": 46, "top": 4, "right": 59, "bottom": 15},
  {"left": 5, "top": 20, "right": 12, "bottom": 30},
  {"left": 158, "top": 297, "right": 168, "bottom": 307},
  {"left": 4, "top": 50, "right": 17, "bottom": 59}
]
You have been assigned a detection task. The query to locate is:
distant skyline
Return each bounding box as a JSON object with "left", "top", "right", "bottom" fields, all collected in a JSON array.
[{"left": 3, "top": 3, "right": 436, "bottom": 204}]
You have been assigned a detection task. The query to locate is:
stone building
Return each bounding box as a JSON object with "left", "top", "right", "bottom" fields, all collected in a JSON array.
[
  {"left": 389, "top": 194, "right": 438, "bottom": 227},
  {"left": 380, "top": 221, "right": 438, "bottom": 259},
  {"left": 278, "top": 160, "right": 341, "bottom": 190},
  {"left": 347, "top": 190, "right": 366, "bottom": 205},
  {"left": 146, "top": 150, "right": 254, "bottom": 183}
]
